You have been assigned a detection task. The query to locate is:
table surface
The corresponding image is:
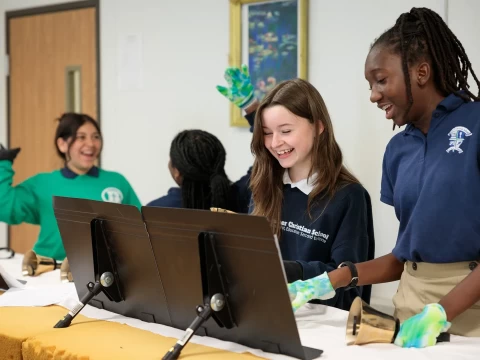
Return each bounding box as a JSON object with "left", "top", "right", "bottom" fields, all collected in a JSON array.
[{"left": 1, "top": 255, "right": 479, "bottom": 360}]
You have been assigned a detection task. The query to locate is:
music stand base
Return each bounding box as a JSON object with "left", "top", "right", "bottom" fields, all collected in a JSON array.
[{"left": 302, "top": 345, "right": 323, "bottom": 359}]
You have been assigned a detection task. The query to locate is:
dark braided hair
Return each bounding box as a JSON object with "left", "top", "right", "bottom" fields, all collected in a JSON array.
[
  {"left": 371, "top": 7, "right": 480, "bottom": 128},
  {"left": 170, "top": 129, "right": 231, "bottom": 210}
]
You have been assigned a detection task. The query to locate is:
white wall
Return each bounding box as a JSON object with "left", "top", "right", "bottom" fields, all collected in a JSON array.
[{"left": 2, "top": 0, "right": 476, "bottom": 305}]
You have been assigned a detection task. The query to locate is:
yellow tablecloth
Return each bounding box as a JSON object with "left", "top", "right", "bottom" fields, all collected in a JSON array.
[{"left": 0, "top": 306, "right": 260, "bottom": 360}]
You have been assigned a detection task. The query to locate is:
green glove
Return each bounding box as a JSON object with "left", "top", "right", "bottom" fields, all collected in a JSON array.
[
  {"left": 394, "top": 303, "right": 451, "bottom": 348},
  {"left": 287, "top": 271, "right": 336, "bottom": 312},
  {"left": 216, "top": 64, "right": 255, "bottom": 109}
]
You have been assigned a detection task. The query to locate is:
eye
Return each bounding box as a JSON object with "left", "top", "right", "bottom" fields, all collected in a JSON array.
[
  {"left": 76, "top": 135, "right": 86, "bottom": 141},
  {"left": 263, "top": 132, "right": 272, "bottom": 136},
  {"left": 281, "top": 130, "right": 291, "bottom": 134},
  {"left": 377, "top": 78, "right": 386, "bottom": 85},
  {"left": 93, "top": 134, "right": 102, "bottom": 140}
]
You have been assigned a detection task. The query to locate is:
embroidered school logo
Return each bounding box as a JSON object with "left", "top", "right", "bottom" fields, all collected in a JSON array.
[
  {"left": 446, "top": 126, "right": 472, "bottom": 154},
  {"left": 101, "top": 187, "right": 124, "bottom": 203},
  {"left": 280, "top": 221, "right": 330, "bottom": 243}
]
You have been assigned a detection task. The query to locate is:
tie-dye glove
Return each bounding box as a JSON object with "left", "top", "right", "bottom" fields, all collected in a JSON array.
[
  {"left": 394, "top": 303, "right": 451, "bottom": 348},
  {"left": 216, "top": 64, "right": 255, "bottom": 109},
  {"left": 287, "top": 271, "right": 336, "bottom": 312}
]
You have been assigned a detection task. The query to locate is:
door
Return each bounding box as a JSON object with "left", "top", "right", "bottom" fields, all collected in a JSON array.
[{"left": 7, "top": 5, "right": 98, "bottom": 255}]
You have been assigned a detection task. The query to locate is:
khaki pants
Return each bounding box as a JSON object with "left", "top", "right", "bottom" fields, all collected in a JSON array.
[{"left": 393, "top": 261, "right": 480, "bottom": 337}]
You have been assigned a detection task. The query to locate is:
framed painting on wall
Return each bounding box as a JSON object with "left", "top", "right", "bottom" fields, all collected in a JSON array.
[{"left": 229, "top": 0, "right": 308, "bottom": 127}]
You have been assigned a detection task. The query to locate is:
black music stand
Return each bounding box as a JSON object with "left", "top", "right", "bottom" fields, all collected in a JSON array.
[
  {"left": 53, "top": 197, "right": 323, "bottom": 359},
  {"left": 53, "top": 196, "right": 173, "bottom": 326},
  {"left": 142, "top": 206, "right": 322, "bottom": 360}
]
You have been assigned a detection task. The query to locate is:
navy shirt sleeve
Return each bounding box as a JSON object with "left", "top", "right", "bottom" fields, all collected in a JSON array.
[
  {"left": 147, "top": 187, "right": 183, "bottom": 208},
  {"left": 244, "top": 112, "right": 255, "bottom": 133},
  {"left": 296, "top": 185, "right": 372, "bottom": 307},
  {"left": 229, "top": 167, "right": 252, "bottom": 213},
  {"left": 380, "top": 145, "right": 394, "bottom": 206}
]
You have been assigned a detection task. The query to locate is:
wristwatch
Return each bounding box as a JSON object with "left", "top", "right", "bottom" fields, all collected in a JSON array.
[{"left": 337, "top": 261, "right": 358, "bottom": 290}]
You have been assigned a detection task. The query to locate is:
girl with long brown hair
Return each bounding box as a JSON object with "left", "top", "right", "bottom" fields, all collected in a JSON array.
[{"left": 217, "top": 66, "right": 374, "bottom": 311}]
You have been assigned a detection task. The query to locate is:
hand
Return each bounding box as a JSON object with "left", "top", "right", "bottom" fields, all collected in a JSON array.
[
  {"left": 287, "top": 271, "right": 336, "bottom": 312},
  {"left": 394, "top": 303, "right": 451, "bottom": 348},
  {"left": 0, "top": 144, "right": 21, "bottom": 162},
  {"left": 216, "top": 64, "right": 255, "bottom": 109}
]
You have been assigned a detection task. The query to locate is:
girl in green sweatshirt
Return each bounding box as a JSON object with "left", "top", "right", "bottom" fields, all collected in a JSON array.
[{"left": 0, "top": 113, "right": 141, "bottom": 260}]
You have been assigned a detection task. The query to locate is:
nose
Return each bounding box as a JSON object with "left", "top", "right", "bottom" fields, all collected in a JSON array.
[
  {"left": 271, "top": 132, "right": 283, "bottom": 148},
  {"left": 370, "top": 87, "right": 382, "bottom": 103},
  {"left": 85, "top": 136, "right": 95, "bottom": 147}
]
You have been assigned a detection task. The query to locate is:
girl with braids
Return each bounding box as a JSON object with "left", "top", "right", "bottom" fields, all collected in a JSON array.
[
  {"left": 217, "top": 65, "right": 375, "bottom": 312},
  {"left": 289, "top": 7, "right": 480, "bottom": 347},
  {"left": 147, "top": 129, "right": 251, "bottom": 213},
  {"left": 0, "top": 113, "right": 141, "bottom": 261}
]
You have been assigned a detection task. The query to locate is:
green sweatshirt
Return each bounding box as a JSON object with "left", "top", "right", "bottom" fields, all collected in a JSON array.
[{"left": 0, "top": 161, "right": 141, "bottom": 260}]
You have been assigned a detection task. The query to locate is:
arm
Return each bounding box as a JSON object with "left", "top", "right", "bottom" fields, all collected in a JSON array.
[
  {"left": 217, "top": 65, "right": 258, "bottom": 213},
  {"left": 439, "top": 143, "right": 480, "bottom": 321},
  {"left": 329, "top": 252, "right": 404, "bottom": 289},
  {"left": 120, "top": 175, "right": 142, "bottom": 208},
  {"left": 391, "top": 260, "right": 480, "bottom": 348},
  {"left": 325, "top": 146, "right": 404, "bottom": 288},
  {"left": 439, "top": 264, "right": 480, "bottom": 321},
  {"left": 0, "top": 146, "right": 40, "bottom": 225}
]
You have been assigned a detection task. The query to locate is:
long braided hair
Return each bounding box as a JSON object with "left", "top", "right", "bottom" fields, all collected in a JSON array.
[
  {"left": 170, "top": 130, "right": 231, "bottom": 210},
  {"left": 371, "top": 7, "right": 480, "bottom": 128}
]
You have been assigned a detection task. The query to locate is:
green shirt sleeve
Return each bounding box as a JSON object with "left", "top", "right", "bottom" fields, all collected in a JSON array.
[{"left": 0, "top": 160, "right": 40, "bottom": 225}]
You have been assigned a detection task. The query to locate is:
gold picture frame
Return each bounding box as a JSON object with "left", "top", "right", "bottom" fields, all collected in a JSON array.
[{"left": 228, "top": 0, "right": 309, "bottom": 127}]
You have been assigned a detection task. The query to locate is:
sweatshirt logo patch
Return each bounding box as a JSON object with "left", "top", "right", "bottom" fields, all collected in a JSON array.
[
  {"left": 101, "top": 187, "right": 124, "bottom": 203},
  {"left": 281, "top": 221, "right": 330, "bottom": 243}
]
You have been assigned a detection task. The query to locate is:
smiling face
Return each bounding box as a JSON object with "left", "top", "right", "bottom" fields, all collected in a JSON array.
[
  {"left": 57, "top": 122, "right": 102, "bottom": 174},
  {"left": 365, "top": 44, "right": 435, "bottom": 129},
  {"left": 261, "top": 105, "right": 320, "bottom": 182},
  {"left": 365, "top": 45, "right": 414, "bottom": 127}
]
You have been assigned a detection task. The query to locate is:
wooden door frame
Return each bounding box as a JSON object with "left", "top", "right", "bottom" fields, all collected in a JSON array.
[{"left": 5, "top": 0, "right": 100, "bottom": 248}]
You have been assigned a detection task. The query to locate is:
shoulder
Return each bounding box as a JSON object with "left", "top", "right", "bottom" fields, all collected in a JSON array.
[
  {"left": 456, "top": 99, "right": 480, "bottom": 113},
  {"left": 147, "top": 187, "right": 183, "bottom": 208},
  {"left": 335, "top": 182, "right": 369, "bottom": 201},
  {"left": 25, "top": 169, "right": 61, "bottom": 184},
  {"left": 450, "top": 100, "right": 480, "bottom": 130},
  {"left": 98, "top": 169, "right": 131, "bottom": 184}
]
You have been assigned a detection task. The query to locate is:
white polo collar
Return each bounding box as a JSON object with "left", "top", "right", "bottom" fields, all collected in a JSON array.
[{"left": 282, "top": 170, "right": 317, "bottom": 195}]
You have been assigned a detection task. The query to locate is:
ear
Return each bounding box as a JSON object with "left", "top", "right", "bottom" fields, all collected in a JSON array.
[
  {"left": 172, "top": 167, "right": 183, "bottom": 186},
  {"left": 317, "top": 120, "right": 325, "bottom": 136},
  {"left": 415, "top": 61, "right": 431, "bottom": 86},
  {"left": 56, "top": 137, "right": 69, "bottom": 154}
]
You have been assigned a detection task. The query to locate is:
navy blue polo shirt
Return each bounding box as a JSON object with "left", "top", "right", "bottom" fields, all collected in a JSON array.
[{"left": 381, "top": 93, "right": 480, "bottom": 263}]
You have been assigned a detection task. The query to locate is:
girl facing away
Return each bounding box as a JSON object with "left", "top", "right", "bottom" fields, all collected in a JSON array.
[{"left": 147, "top": 129, "right": 251, "bottom": 213}]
